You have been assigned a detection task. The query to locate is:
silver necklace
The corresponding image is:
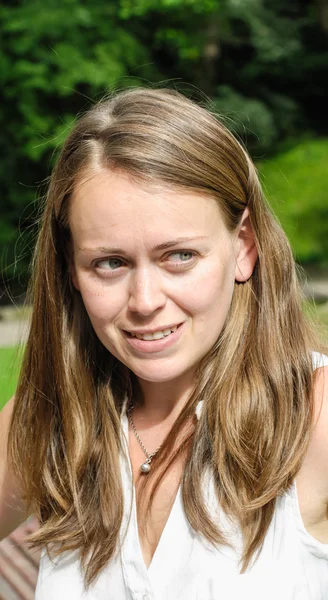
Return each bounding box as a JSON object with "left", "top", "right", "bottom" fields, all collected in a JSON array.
[{"left": 127, "top": 405, "right": 162, "bottom": 474}]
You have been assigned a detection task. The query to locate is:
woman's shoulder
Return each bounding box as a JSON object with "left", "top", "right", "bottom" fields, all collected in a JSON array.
[
  {"left": 310, "top": 352, "right": 328, "bottom": 450},
  {"left": 295, "top": 351, "right": 328, "bottom": 543},
  {"left": 311, "top": 352, "right": 328, "bottom": 478},
  {"left": 0, "top": 397, "right": 29, "bottom": 540},
  {"left": 311, "top": 352, "right": 328, "bottom": 432}
]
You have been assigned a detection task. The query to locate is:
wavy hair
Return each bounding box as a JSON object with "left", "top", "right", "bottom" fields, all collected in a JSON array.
[{"left": 8, "top": 87, "right": 325, "bottom": 586}]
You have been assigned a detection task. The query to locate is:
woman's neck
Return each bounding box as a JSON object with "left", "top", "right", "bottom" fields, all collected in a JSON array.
[{"left": 132, "top": 371, "right": 195, "bottom": 424}]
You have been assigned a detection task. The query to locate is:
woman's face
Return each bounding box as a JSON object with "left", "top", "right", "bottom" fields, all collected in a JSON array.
[{"left": 70, "top": 170, "right": 251, "bottom": 385}]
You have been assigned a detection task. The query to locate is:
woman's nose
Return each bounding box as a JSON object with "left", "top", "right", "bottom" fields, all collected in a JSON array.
[{"left": 128, "top": 267, "right": 166, "bottom": 316}]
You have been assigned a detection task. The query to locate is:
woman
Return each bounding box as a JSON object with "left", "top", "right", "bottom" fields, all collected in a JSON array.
[{"left": 1, "top": 87, "right": 327, "bottom": 599}]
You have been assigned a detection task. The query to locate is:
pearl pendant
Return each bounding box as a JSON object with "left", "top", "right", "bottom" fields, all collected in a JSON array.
[{"left": 140, "top": 462, "right": 151, "bottom": 474}]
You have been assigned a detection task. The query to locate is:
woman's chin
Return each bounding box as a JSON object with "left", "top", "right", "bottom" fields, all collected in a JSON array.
[{"left": 126, "top": 361, "right": 193, "bottom": 385}]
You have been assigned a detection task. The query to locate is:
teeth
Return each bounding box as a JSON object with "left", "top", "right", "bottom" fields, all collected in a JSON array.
[
  {"left": 130, "top": 325, "right": 179, "bottom": 341},
  {"left": 153, "top": 331, "right": 166, "bottom": 339},
  {"left": 142, "top": 333, "right": 154, "bottom": 341}
]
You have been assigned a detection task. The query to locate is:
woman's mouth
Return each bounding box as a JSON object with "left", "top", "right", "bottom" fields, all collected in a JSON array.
[
  {"left": 127, "top": 325, "right": 179, "bottom": 341},
  {"left": 123, "top": 323, "right": 184, "bottom": 353}
]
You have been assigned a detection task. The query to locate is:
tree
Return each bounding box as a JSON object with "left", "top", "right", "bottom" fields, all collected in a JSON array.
[{"left": 1, "top": 0, "right": 327, "bottom": 299}]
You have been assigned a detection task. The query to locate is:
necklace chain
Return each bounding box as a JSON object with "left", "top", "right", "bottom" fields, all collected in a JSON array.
[{"left": 127, "top": 404, "right": 162, "bottom": 473}]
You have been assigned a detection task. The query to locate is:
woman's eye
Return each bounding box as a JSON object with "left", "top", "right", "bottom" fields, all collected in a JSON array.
[
  {"left": 163, "top": 251, "right": 197, "bottom": 272},
  {"left": 96, "top": 257, "right": 124, "bottom": 270},
  {"left": 169, "top": 251, "right": 194, "bottom": 262},
  {"left": 93, "top": 251, "right": 196, "bottom": 274}
]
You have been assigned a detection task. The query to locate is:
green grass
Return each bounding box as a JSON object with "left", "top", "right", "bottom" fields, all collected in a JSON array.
[{"left": 0, "top": 346, "right": 23, "bottom": 409}]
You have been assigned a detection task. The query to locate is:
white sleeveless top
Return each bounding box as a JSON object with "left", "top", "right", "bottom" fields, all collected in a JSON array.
[{"left": 35, "top": 352, "right": 328, "bottom": 599}]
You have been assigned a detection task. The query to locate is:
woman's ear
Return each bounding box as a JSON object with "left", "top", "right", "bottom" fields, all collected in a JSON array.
[{"left": 234, "top": 208, "right": 258, "bottom": 282}]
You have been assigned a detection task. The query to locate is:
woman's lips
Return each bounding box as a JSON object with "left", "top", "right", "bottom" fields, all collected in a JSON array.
[{"left": 123, "top": 323, "right": 184, "bottom": 353}]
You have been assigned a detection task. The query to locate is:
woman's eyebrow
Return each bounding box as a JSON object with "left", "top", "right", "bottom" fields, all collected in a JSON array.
[{"left": 78, "top": 236, "right": 209, "bottom": 255}]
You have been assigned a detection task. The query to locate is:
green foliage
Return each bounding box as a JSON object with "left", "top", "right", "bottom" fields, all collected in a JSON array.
[
  {"left": 119, "top": 0, "right": 219, "bottom": 17},
  {"left": 213, "top": 86, "right": 277, "bottom": 153},
  {"left": 1, "top": 0, "right": 328, "bottom": 297},
  {"left": 0, "top": 0, "right": 159, "bottom": 291},
  {"left": 258, "top": 139, "right": 328, "bottom": 264}
]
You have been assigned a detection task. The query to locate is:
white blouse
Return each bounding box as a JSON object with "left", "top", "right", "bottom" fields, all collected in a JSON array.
[{"left": 35, "top": 352, "right": 328, "bottom": 599}]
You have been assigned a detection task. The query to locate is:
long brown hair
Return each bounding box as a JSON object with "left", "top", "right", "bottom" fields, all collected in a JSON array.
[{"left": 8, "top": 87, "right": 325, "bottom": 586}]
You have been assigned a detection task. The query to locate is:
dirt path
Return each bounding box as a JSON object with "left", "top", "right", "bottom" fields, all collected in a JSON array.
[
  {"left": 303, "top": 279, "right": 328, "bottom": 300},
  {"left": 0, "top": 320, "right": 30, "bottom": 348}
]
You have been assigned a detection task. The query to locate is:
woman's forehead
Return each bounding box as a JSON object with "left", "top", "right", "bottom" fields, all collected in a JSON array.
[{"left": 69, "top": 169, "right": 226, "bottom": 243}]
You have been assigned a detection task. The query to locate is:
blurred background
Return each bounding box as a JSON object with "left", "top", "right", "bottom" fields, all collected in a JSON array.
[
  {"left": 0, "top": 0, "right": 328, "bottom": 405},
  {"left": 0, "top": 3, "right": 327, "bottom": 595}
]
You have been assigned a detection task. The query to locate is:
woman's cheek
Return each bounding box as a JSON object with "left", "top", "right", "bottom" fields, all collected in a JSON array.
[{"left": 77, "top": 279, "right": 122, "bottom": 322}]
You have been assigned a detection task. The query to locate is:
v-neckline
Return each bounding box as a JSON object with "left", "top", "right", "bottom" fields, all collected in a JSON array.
[
  {"left": 121, "top": 411, "right": 182, "bottom": 572},
  {"left": 135, "top": 479, "right": 182, "bottom": 573}
]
